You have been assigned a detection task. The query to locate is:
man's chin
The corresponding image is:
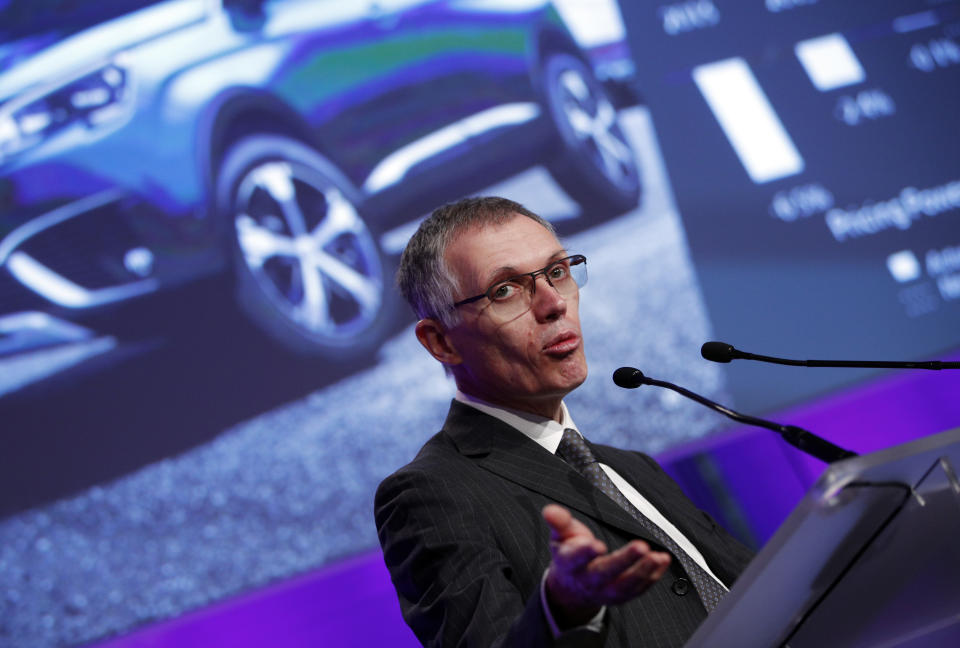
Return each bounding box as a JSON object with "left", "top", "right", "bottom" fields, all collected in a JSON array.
[{"left": 552, "top": 358, "right": 588, "bottom": 393}]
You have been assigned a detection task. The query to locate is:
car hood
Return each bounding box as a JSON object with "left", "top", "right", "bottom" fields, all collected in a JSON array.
[{"left": 0, "top": 0, "right": 214, "bottom": 103}]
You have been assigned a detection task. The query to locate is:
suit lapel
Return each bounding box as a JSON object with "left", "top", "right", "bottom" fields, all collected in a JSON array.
[{"left": 443, "top": 401, "right": 658, "bottom": 544}]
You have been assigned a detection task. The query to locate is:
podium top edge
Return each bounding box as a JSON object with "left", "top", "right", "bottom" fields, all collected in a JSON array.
[{"left": 816, "top": 426, "right": 960, "bottom": 492}]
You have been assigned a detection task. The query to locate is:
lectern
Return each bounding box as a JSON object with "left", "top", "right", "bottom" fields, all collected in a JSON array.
[{"left": 686, "top": 427, "right": 960, "bottom": 647}]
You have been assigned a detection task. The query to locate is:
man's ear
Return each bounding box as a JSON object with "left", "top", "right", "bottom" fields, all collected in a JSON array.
[{"left": 415, "top": 318, "right": 462, "bottom": 366}]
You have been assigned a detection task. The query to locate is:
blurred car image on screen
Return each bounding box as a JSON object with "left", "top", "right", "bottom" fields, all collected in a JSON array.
[{"left": 0, "top": 0, "right": 640, "bottom": 365}]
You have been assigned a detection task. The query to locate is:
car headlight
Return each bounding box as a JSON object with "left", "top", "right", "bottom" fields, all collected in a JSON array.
[{"left": 0, "top": 58, "right": 133, "bottom": 164}]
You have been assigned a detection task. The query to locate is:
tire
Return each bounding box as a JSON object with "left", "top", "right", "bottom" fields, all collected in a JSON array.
[
  {"left": 216, "top": 134, "right": 395, "bottom": 360},
  {"left": 541, "top": 53, "right": 641, "bottom": 218}
]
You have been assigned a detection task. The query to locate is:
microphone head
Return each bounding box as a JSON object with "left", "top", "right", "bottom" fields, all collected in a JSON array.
[
  {"left": 613, "top": 367, "right": 645, "bottom": 389},
  {"left": 701, "top": 341, "right": 736, "bottom": 363}
]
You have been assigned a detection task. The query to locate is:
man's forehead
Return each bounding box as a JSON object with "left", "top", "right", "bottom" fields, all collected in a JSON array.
[{"left": 447, "top": 216, "right": 564, "bottom": 281}]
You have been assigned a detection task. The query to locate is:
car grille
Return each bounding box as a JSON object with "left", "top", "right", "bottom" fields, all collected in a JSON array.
[{"left": 16, "top": 199, "right": 150, "bottom": 291}]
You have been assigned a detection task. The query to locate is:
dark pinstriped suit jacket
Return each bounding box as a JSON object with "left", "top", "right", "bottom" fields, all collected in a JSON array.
[{"left": 375, "top": 401, "right": 754, "bottom": 647}]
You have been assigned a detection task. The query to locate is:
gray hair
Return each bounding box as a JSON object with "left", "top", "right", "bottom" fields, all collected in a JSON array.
[{"left": 397, "top": 196, "right": 555, "bottom": 327}]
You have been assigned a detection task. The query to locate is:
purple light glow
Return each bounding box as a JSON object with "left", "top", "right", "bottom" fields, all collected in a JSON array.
[
  {"left": 668, "top": 350, "right": 960, "bottom": 543},
  {"left": 85, "top": 551, "right": 418, "bottom": 648}
]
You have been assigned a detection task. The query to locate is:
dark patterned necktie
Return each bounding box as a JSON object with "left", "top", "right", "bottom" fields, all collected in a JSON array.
[{"left": 556, "top": 428, "right": 726, "bottom": 612}]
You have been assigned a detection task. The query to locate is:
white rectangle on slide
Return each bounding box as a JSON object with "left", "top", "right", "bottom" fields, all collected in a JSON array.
[
  {"left": 693, "top": 58, "right": 804, "bottom": 184},
  {"left": 795, "top": 33, "right": 866, "bottom": 91}
]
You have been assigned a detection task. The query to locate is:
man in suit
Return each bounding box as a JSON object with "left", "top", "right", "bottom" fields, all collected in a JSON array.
[{"left": 375, "top": 197, "right": 753, "bottom": 647}]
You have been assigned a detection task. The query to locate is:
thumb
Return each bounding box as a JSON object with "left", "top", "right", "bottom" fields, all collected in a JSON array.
[{"left": 542, "top": 504, "right": 592, "bottom": 541}]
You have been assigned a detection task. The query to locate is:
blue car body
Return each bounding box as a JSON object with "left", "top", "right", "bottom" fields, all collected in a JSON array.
[{"left": 0, "top": 0, "right": 639, "bottom": 359}]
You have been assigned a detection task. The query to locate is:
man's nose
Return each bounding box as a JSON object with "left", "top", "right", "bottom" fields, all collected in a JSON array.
[{"left": 530, "top": 273, "right": 567, "bottom": 320}]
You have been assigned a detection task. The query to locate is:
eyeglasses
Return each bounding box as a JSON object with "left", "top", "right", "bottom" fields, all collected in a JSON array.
[{"left": 452, "top": 254, "right": 587, "bottom": 319}]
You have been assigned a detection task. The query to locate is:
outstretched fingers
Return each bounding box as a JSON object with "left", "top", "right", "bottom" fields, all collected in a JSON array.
[
  {"left": 596, "top": 540, "right": 672, "bottom": 600},
  {"left": 542, "top": 505, "right": 673, "bottom": 611}
]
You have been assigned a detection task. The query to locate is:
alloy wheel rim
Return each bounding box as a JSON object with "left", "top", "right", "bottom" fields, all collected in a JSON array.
[{"left": 233, "top": 159, "right": 383, "bottom": 341}]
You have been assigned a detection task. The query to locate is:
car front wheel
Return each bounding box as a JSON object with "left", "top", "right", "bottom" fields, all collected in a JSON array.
[{"left": 216, "top": 134, "right": 394, "bottom": 359}]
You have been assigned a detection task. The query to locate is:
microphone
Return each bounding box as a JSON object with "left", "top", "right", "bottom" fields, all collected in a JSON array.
[
  {"left": 613, "top": 367, "right": 858, "bottom": 464},
  {"left": 700, "top": 341, "right": 738, "bottom": 363},
  {"left": 701, "top": 341, "right": 960, "bottom": 369},
  {"left": 612, "top": 366, "right": 648, "bottom": 388}
]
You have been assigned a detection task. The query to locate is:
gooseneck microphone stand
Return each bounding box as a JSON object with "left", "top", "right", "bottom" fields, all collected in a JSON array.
[{"left": 613, "top": 367, "right": 858, "bottom": 464}]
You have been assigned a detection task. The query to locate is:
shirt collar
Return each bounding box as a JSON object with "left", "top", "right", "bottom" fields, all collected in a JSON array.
[{"left": 454, "top": 390, "right": 578, "bottom": 455}]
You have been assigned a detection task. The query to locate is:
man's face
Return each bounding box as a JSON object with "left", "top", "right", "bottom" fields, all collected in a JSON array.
[{"left": 442, "top": 214, "right": 588, "bottom": 419}]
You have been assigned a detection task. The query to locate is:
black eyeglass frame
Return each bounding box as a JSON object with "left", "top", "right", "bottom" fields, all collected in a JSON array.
[{"left": 451, "top": 254, "right": 587, "bottom": 310}]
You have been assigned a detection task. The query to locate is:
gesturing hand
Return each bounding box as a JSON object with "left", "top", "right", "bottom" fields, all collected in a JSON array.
[{"left": 542, "top": 503, "right": 671, "bottom": 627}]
